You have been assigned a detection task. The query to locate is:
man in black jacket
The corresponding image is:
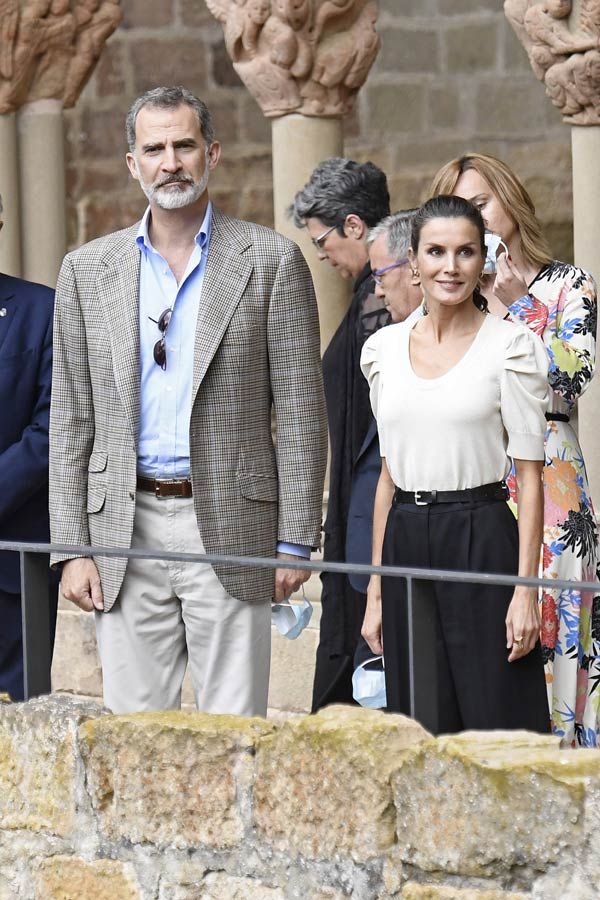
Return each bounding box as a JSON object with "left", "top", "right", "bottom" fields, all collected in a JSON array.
[
  {"left": 0, "top": 195, "right": 58, "bottom": 700},
  {"left": 289, "top": 159, "right": 391, "bottom": 710}
]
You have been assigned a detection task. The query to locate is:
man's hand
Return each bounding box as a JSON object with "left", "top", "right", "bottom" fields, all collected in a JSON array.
[
  {"left": 61, "top": 558, "right": 104, "bottom": 612},
  {"left": 273, "top": 552, "right": 310, "bottom": 602}
]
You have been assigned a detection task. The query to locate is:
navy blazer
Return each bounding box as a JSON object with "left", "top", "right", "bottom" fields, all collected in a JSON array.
[
  {"left": 0, "top": 274, "right": 54, "bottom": 593},
  {"left": 345, "top": 418, "right": 382, "bottom": 594}
]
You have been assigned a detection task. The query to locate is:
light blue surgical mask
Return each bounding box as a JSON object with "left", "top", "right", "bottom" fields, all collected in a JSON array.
[
  {"left": 483, "top": 231, "right": 509, "bottom": 274},
  {"left": 352, "top": 656, "right": 387, "bottom": 709},
  {"left": 271, "top": 588, "right": 313, "bottom": 640}
]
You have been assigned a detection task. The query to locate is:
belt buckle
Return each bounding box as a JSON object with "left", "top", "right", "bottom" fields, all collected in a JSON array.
[
  {"left": 414, "top": 490, "right": 428, "bottom": 506},
  {"left": 154, "top": 478, "right": 177, "bottom": 498}
]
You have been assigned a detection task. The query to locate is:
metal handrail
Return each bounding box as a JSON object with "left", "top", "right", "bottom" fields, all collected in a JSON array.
[{"left": 8, "top": 538, "right": 599, "bottom": 733}]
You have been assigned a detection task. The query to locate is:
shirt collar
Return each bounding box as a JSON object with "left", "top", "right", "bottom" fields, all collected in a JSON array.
[{"left": 136, "top": 201, "right": 213, "bottom": 254}]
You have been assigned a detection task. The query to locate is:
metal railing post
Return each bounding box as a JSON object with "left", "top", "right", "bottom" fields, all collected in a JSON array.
[
  {"left": 398, "top": 576, "right": 438, "bottom": 734},
  {"left": 20, "top": 551, "right": 51, "bottom": 699}
]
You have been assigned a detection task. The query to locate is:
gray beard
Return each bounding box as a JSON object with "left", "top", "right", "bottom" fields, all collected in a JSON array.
[{"left": 139, "top": 163, "right": 210, "bottom": 210}]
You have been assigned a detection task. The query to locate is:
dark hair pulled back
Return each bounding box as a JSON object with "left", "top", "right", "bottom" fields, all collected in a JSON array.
[{"left": 411, "top": 195, "right": 488, "bottom": 313}]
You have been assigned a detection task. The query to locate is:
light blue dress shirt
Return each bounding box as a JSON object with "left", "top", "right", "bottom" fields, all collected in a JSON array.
[
  {"left": 137, "top": 203, "right": 211, "bottom": 477},
  {"left": 136, "top": 203, "right": 309, "bottom": 558}
]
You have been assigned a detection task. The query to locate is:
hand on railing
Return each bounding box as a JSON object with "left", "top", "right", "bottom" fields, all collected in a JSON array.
[{"left": 61, "top": 558, "right": 104, "bottom": 612}]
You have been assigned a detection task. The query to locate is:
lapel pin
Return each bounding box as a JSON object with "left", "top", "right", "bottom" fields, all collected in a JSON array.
[{"left": 0, "top": 308, "right": 6, "bottom": 317}]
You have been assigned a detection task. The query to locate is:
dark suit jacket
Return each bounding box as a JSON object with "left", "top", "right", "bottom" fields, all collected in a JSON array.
[
  {"left": 345, "top": 418, "right": 381, "bottom": 594},
  {"left": 0, "top": 274, "right": 54, "bottom": 593}
]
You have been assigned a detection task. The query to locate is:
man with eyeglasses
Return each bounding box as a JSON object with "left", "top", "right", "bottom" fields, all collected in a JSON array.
[
  {"left": 49, "top": 86, "right": 327, "bottom": 717},
  {"left": 0, "top": 194, "right": 58, "bottom": 701},
  {"left": 367, "top": 210, "right": 423, "bottom": 325},
  {"left": 289, "top": 158, "right": 391, "bottom": 711}
]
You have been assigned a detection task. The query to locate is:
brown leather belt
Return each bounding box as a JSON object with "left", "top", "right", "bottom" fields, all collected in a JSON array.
[{"left": 136, "top": 475, "right": 193, "bottom": 498}]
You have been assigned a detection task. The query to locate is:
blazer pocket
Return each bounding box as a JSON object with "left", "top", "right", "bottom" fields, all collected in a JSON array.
[
  {"left": 88, "top": 449, "right": 108, "bottom": 473},
  {"left": 237, "top": 472, "right": 278, "bottom": 503},
  {"left": 87, "top": 478, "right": 106, "bottom": 513}
]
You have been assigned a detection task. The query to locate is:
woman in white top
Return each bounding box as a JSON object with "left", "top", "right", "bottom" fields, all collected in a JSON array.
[{"left": 360, "top": 195, "right": 550, "bottom": 732}]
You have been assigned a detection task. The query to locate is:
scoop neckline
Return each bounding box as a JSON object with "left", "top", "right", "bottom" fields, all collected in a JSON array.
[{"left": 406, "top": 312, "right": 492, "bottom": 385}]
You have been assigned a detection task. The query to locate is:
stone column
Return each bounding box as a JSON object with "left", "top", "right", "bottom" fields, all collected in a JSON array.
[
  {"left": 272, "top": 114, "right": 348, "bottom": 352},
  {"left": 18, "top": 100, "right": 66, "bottom": 287},
  {"left": 504, "top": 0, "right": 600, "bottom": 500},
  {"left": 0, "top": 0, "right": 122, "bottom": 286},
  {"left": 207, "top": 0, "right": 380, "bottom": 349},
  {"left": 0, "top": 113, "right": 21, "bottom": 276}
]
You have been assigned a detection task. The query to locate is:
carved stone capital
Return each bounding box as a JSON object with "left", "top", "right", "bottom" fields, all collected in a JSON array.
[
  {"left": 0, "top": 0, "right": 122, "bottom": 116},
  {"left": 505, "top": 0, "right": 600, "bottom": 125},
  {"left": 206, "top": 0, "right": 380, "bottom": 118}
]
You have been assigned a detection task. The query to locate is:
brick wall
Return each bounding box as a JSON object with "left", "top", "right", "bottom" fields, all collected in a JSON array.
[{"left": 65, "top": 0, "right": 574, "bottom": 260}]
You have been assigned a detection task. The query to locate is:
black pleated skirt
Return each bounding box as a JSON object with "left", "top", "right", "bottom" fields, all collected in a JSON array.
[{"left": 381, "top": 496, "right": 550, "bottom": 734}]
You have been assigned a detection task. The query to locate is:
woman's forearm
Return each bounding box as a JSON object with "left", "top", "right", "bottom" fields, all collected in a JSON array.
[
  {"left": 371, "top": 460, "right": 395, "bottom": 567},
  {"left": 515, "top": 459, "right": 544, "bottom": 580}
]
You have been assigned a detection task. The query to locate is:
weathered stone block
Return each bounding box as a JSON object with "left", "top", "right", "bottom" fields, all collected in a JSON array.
[
  {"left": 0, "top": 696, "right": 105, "bottom": 838},
  {"left": 201, "top": 872, "right": 284, "bottom": 899},
  {"left": 253, "top": 705, "right": 430, "bottom": 862},
  {"left": 475, "top": 80, "right": 549, "bottom": 136},
  {"left": 394, "top": 731, "right": 600, "bottom": 877},
  {"left": 81, "top": 712, "right": 275, "bottom": 850},
  {"left": 51, "top": 609, "right": 103, "bottom": 698},
  {"left": 35, "top": 857, "right": 140, "bottom": 899},
  {"left": 444, "top": 22, "right": 498, "bottom": 73},
  {"left": 402, "top": 885, "right": 527, "bottom": 899},
  {"left": 378, "top": 27, "right": 439, "bottom": 74},
  {"left": 121, "top": 0, "right": 174, "bottom": 29},
  {"left": 129, "top": 40, "right": 209, "bottom": 94},
  {"left": 268, "top": 624, "right": 319, "bottom": 713},
  {"left": 365, "top": 83, "right": 427, "bottom": 134}
]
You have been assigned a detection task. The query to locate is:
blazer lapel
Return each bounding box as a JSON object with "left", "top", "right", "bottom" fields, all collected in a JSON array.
[
  {"left": 0, "top": 279, "right": 16, "bottom": 357},
  {"left": 192, "top": 209, "right": 253, "bottom": 398},
  {"left": 97, "top": 232, "right": 141, "bottom": 442}
]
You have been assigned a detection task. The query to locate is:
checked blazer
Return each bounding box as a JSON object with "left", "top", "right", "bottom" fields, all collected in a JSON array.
[{"left": 49, "top": 207, "right": 328, "bottom": 611}]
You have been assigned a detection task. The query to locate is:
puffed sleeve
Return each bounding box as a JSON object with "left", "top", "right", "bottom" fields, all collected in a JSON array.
[
  {"left": 509, "top": 266, "right": 597, "bottom": 406},
  {"left": 360, "top": 330, "right": 382, "bottom": 419},
  {"left": 500, "top": 326, "right": 549, "bottom": 461}
]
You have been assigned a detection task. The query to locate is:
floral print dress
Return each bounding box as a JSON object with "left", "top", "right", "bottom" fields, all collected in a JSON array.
[{"left": 506, "top": 260, "right": 599, "bottom": 747}]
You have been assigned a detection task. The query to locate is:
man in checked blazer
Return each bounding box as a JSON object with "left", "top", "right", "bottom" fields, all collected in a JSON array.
[{"left": 49, "top": 86, "right": 328, "bottom": 716}]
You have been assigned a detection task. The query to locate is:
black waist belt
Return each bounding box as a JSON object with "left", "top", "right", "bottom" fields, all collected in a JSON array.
[
  {"left": 545, "top": 412, "right": 570, "bottom": 422},
  {"left": 393, "top": 481, "right": 509, "bottom": 506}
]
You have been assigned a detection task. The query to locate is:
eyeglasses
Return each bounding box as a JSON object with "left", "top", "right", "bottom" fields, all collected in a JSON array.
[
  {"left": 148, "top": 307, "right": 172, "bottom": 370},
  {"left": 311, "top": 223, "right": 338, "bottom": 250},
  {"left": 372, "top": 259, "right": 408, "bottom": 286}
]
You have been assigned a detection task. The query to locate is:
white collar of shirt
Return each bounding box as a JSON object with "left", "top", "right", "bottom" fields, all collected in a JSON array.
[{"left": 136, "top": 201, "right": 213, "bottom": 255}]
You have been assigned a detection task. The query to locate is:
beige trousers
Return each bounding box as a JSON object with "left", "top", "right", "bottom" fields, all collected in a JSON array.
[{"left": 94, "top": 490, "right": 271, "bottom": 716}]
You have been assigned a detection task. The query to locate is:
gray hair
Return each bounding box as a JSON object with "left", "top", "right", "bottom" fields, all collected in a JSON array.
[
  {"left": 288, "top": 158, "right": 390, "bottom": 232},
  {"left": 367, "top": 209, "right": 418, "bottom": 260},
  {"left": 125, "top": 86, "right": 215, "bottom": 152}
]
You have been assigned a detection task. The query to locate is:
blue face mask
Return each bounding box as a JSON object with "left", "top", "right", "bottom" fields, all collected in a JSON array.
[
  {"left": 352, "top": 656, "right": 387, "bottom": 709},
  {"left": 271, "top": 588, "right": 313, "bottom": 640},
  {"left": 483, "top": 231, "right": 509, "bottom": 274}
]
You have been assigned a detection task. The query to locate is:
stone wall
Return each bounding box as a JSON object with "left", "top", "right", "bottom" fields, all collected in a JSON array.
[
  {"left": 1, "top": 696, "right": 599, "bottom": 899},
  {"left": 65, "top": 0, "right": 574, "bottom": 260}
]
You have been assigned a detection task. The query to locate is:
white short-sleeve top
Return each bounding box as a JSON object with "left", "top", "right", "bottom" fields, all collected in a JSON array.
[{"left": 360, "top": 314, "right": 549, "bottom": 491}]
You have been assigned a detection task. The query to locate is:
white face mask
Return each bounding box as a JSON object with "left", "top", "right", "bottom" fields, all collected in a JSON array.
[
  {"left": 352, "top": 656, "right": 387, "bottom": 709},
  {"left": 483, "top": 231, "right": 509, "bottom": 274},
  {"left": 271, "top": 588, "right": 313, "bottom": 640}
]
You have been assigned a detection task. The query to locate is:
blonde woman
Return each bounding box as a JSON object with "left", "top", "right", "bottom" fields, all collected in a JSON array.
[{"left": 431, "top": 152, "right": 599, "bottom": 747}]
